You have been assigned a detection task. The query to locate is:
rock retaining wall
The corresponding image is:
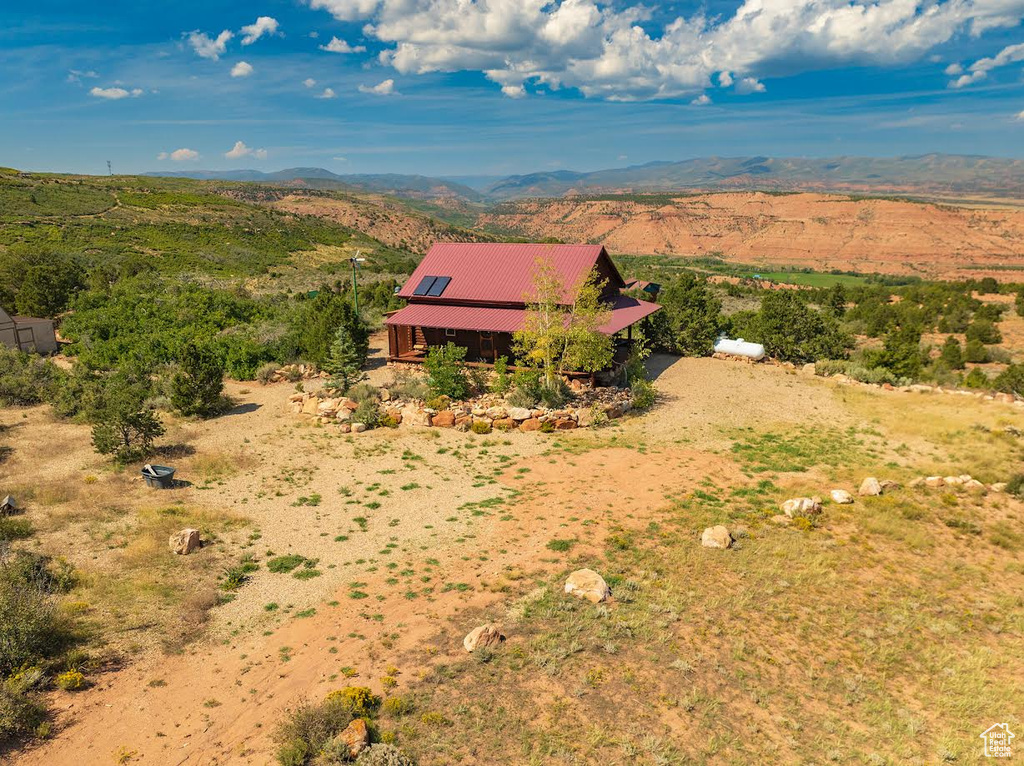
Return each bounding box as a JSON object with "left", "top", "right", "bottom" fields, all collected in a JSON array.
[{"left": 288, "top": 387, "right": 637, "bottom": 434}]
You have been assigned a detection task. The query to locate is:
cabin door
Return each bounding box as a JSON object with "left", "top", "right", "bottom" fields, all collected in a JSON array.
[{"left": 479, "top": 332, "right": 495, "bottom": 362}]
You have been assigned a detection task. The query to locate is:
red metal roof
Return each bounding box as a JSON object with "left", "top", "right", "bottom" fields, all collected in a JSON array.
[
  {"left": 385, "top": 295, "right": 660, "bottom": 335},
  {"left": 397, "top": 243, "right": 620, "bottom": 305}
]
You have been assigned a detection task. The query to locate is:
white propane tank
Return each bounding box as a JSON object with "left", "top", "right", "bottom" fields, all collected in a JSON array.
[{"left": 713, "top": 336, "right": 765, "bottom": 360}]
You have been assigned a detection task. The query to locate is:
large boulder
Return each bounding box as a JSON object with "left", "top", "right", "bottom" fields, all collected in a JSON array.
[
  {"left": 553, "top": 418, "right": 577, "bottom": 430},
  {"left": 564, "top": 569, "right": 611, "bottom": 603},
  {"left": 830, "top": 489, "right": 854, "bottom": 505},
  {"left": 432, "top": 410, "right": 456, "bottom": 428},
  {"left": 335, "top": 718, "right": 370, "bottom": 760},
  {"left": 463, "top": 624, "right": 505, "bottom": 652},
  {"left": 925, "top": 476, "right": 945, "bottom": 488},
  {"left": 507, "top": 407, "right": 532, "bottom": 421},
  {"left": 782, "top": 497, "right": 822, "bottom": 517},
  {"left": 701, "top": 525, "right": 733, "bottom": 549},
  {"left": 859, "top": 477, "right": 882, "bottom": 496},
  {"left": 169, "top": 528, "right": 201, "bottom": 555},
  {"left": 492, "top": 418, "right": 516, "bottom": 431},
  {"left": 301, "top": 397, "right": 319, "bottom": 416},
  {"left": 519, "top": 418, "right": 542, "bottom": 432}
]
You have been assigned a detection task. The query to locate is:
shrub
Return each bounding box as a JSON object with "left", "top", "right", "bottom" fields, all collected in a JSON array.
[
  {"left": 470, "top": 420, "right": 492, "bottom": 435},
  {"left": 256, "top": 363, "right": 279, "bottom": 385},
  {"left": 630, "top": 379, "right": 656, "bottom": 410},
  {"left": 353, "top": 398, "right": 380, "bottom": 428},
  {"left": 994, "top": 364, "right": 1024, "bottom": 397},
  {"left": 939, "top": 336, "right": 965, "bottom": 370},
  {"left": 324, "top": 687, "right": 380, "bottom": 717},
  {"left": 966, "top": 319, "right": 1002, "bottom": 345},
  {"left": 274, "top": 696, "right": 356, "bottom": 766},
  {"left": 355, "top": 744, "right": 416, "bottom": 766},
  {"left": 423, "top": 343, "right": 468, "bottom": 399},
  {"left": 267, "top": 555, "right": 307, "bottom": 574},
  {"left": 170, "top": 342, "right": 225, "bottom": 418},
  {"left": 0, "top": 347, "right": 65, "bottom": 407},
  {"left": 55, "top": 670, "right": 85, "bottom": 691},
  {"left": 490, "top": 356, "right": 511, "bottom": 395},
  {"left": 388, "top": 372, "right": 429, "bottom": 401},
  {"left": 743, "top": 291, "right": 852, "bottom": 363},
  {"left": 505, "top": 386, "right": 536, "bottom": 409},
  {"left": 424, "top": 395, "right": 450, "bottom": 411},
  {"left": 963, "top": 367, "right": 990, "bottom": 389},
  {"left": 657, "top": 273, "right": 725, "bottom": 355},
  {"left": 91, "top": 409, "right": 164, "bottom": 464},
  {"left": 1006, "top": 474, "right": 1024, "bottom": 498},
  {"left": 538, "top": 378, "right": 569, "bottom": 408},
  {"left": 963, "top": 339, "right": 989, "bottom": 364},
  {"left": 0, "top": 679, "right": 48, "bottom": 747},
  {"left": 381, "top": 695, "right": 413, "bottom": 716},
  {"left": 347, "top": 382, "right": 379, "bottom": 403}
]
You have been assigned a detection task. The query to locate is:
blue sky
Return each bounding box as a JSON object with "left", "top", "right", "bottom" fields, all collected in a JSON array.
[{"left": 1, "top": 0, "right": 1022, "bottom": 177}]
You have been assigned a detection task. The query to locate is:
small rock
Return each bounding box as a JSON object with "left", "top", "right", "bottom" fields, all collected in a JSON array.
[
  {"left": 701, "top": 525, "right": 733, "bottom": 549},
  {"left": 432, "top": 410, "right": 456, "bottom": 428},
  {"left": 507, "top": 407, "right": 532, "bottom": 421},
  {"left": 564, "top": 569, "right": 611, "bottom": 603},
  {"left": 859, "top": 477, "right": 882, "bottom": 496},
  {"left": 553, "top": 418, "right": 577, "bottom": 430},
  {"left": 463, "top": 624, "right": 505, "bottom": 652},
  {"left": 782, "top": 497, "right": 822, "bottom": 517},
  {"left": 830, "top": 489, "right": 854, "bottom": 504},
  {"left": 990, "top": 482, "right": 1007, "bottom": 493},
  {"left": 770, "top": 514, "right": 793, "bottom": 526},
  {"left": 879, "top": 479, "right": 902, "bottom": 492},
  {"left": 925, "top": 476, "right": 945, "bottom": 488},
  {"left": 169, "top": 528, "right": 201, "bottom": 555},
  {"left": 943, "top": 475, "right": 964, "bottom": 487},
  {"left": 351, "top": 422, "right": 367, "bottom": 433},
  {"left": 519, "top": 418, "right": 542, "bottom": 432},
  {"left": 492, "top": 417, "right": 516, "bottom": 431},
  {"left": 963, "top": 479, "right": 986, "bottom": 492}
]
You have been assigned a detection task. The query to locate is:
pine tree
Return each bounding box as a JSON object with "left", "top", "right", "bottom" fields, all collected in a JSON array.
[{"left": 323, "top": 313, "right": 369, "bottom": 392}]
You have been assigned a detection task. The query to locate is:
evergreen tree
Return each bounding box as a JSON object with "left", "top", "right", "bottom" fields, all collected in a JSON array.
[
  {"left": 939, "top": 336, "right": 965, "bottom": 370},
  {"left": 657, "top": 274, "right": 725, "bottom": 356},
  {"left": 881, "top": 325, "right": 923, "bottom": 380},
  {"left": 323, "top": 317, "right": 369, "bottom": 392},
  {"left": 824, "top": 284, "right": 848, "bottom": 317},
  {"left": 170, "top": 342, "right": 225, "bottom": 418}
]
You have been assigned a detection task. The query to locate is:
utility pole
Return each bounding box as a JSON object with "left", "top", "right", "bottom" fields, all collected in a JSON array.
[
  {"left": 106, "top": 160, "right": 112, "bottom": 176},
  {"left": 349, "top": 251, "right": 366, "bottom": 314}
]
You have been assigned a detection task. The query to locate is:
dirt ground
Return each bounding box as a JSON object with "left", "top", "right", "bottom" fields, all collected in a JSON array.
[{"left": 4, "top": 348, "right": 1023, "bottom": 765}]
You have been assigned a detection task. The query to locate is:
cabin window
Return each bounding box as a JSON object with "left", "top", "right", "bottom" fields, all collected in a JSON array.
[{"left": 445, "top": 328, "right": 456, "bottom": 337}]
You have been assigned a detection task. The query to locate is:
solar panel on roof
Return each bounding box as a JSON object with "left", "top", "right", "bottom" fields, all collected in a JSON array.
[
  {"left": 412, "top": 276, "right": 437, "bottom": 296},
  {"left": 425, "top": 276, "right": 451, "bottom": 297}
]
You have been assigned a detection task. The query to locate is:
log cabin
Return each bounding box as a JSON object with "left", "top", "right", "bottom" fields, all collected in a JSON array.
[{"left": 384, "top": 243, "right": 661, "bottom": 369}]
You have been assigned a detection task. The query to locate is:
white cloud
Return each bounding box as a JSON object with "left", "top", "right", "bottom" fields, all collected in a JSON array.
[
  {"left": 734, "top": 77, "right": 765, "bottom": 95},
  {"left": 691, "top": 94, "right": 711, "bottom": 105},
  {"left": 240, "top": 16, "right": 279, "bottom": 45},
  {"left": 944, "top": 62, "right": 963, "bottom": 75},
  {"left": 358, "top": 78, "right": 396, "bottom": 95},
  {"left": 160, "top": 148, "right": 200, "bottom": 161},
  {"left": 67, "top": 69, "right": 98, "bottom": 83},
  {"left": 320, "top": 36, "right": 366, "bottom": 53},
  {"left": 1016, "top": 110, "right": 1024, "bottom": 121},
  {"left": 303, "top": 77, "right": 317, "bottom": 88},
  {"left": 316, "top": 87, "right": 337, "bottom": 99},
  {"left": 225, "top": 140, "right": 268, "bottom": 159},
  {"left": 89, "top": 86, "right": 144, "bottom": 100},
  {"left": 187, "top": 29, "right": 233, "bottom": 60},
  {"left": 305, "top": 0, "right": 1024, "bottom": 101},
  {"left": 332, "top": 156, "right": 348, "bottom": 162},
  {"left": 231, "top": 61, "right": 254, "bottom": 78},
  {"left": 949, "top": 42, "right": 1024, "bottom": 88}
]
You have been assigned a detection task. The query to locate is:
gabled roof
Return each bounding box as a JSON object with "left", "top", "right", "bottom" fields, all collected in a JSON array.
[{"left": 397, "top": 243, "right": 623, "bottom": 305}]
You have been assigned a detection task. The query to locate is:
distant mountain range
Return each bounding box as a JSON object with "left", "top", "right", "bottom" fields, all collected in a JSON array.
[
  {"left": 148, "top": 154, "right": 1024, "bottom": 201},
  {"left": 145, "top": 167, "right": 486, "bottom": 202}
]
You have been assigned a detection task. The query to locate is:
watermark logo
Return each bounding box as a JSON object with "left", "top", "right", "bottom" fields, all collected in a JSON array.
[{"left": 980, "top": 723, "right": 1015, "bottom": 758}]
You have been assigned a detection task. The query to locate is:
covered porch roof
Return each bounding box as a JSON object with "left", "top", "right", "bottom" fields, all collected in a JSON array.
[{"left": 384, "top": 295, "right": 661, "bottom": 336}]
